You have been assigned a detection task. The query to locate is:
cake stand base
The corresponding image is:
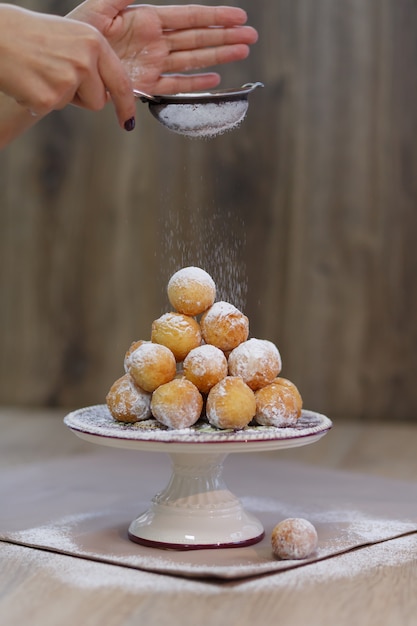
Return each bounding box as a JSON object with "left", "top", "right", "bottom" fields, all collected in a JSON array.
[{"left": 127, "top": 452, "right": 264, "bottom": 550}]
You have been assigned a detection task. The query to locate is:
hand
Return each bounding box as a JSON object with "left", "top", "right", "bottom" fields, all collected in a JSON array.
[
  {"left": 0, "top": 4, "right": 135, "bottom": 128},
  {"left": 68, "top": 0, "right": 259, "bottom": 95}
]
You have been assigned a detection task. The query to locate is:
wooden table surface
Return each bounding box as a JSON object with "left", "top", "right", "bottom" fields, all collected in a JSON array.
[{"left": 0, "top": 408, "right": 416, "bottom": 626}]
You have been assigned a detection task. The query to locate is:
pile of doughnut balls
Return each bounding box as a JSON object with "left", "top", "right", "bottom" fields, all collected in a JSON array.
[{"left": 106, "top": 266, "right": 303, "bottom": 431}]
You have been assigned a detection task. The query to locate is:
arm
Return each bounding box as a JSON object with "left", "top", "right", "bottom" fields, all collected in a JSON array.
[{"left": 0, "top": 3, "right": 135, "bottom": 148}]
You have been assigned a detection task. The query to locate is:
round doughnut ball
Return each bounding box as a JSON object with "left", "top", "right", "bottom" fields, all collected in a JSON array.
[
  {"left": 151, "top": 312, "right": 202, "bottom": 362},
  {"left": 200, "top": 301, "right": 249, "bottom": 352},
  {"left": 167, "top": 267, "right": 216, "bottom": 316},
  {"left": 106, "top": 374, "right": 151, "bottom": 423},
  {"left": 273, "top": 378, "right": 303, "bottom": 414},
  {"left": 206, "top": 376, "right": 256, "bottom": 430},
  {"left": 124, "top": 339, "right": 149, "bottom": 373},
  {"left": 228, "top": 338, "right": 282, "bottom": 390},
  {"left": 126, "top": 342, "right": 176, "bottom": 392},
  {"left": 151, "top": 378, "right": 203, "bottom": 429},
  {"left": 255, "top": 377, "right": 302, "bottom": 427},
  {"left": 271, "top": 518, "right": 318, "bottom": 560},
  {"left": 183, "top": 344, "right": 228, "bottom": 394}
]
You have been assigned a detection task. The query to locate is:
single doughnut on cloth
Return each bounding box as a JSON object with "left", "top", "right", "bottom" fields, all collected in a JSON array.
[{"left": 271, "top": 518, "right": 319, "bottom": 560}]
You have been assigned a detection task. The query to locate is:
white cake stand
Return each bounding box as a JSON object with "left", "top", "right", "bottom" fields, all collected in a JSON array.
[{"left": 64, "top": 405, "right": 332, "bottom": 551}]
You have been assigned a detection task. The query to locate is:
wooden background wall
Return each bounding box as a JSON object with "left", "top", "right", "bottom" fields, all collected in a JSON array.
[{"left": 1, "top": 0, "right": 417, "bottom": 421}]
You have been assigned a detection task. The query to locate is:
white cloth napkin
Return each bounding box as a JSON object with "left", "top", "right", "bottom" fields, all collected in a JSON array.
[{"left": 0, "top": 448, "right": 416, "bottom": 579}]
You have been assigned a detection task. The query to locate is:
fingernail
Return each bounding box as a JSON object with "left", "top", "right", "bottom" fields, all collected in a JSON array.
[{"left": 124, "top": 117, "right": 135, "bottom": 132}]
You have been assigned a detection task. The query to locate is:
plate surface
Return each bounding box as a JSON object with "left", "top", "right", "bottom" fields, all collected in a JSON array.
[{"left": 64, "top": 405, "right": 332, "bottom": 454}]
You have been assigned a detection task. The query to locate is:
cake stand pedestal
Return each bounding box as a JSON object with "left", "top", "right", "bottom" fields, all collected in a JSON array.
[{"left": 129, "top": 451, "right": 264, "bottom": 549}]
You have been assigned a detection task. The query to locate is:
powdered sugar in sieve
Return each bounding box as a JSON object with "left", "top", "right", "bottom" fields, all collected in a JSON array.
[{"left": 150, "top": 100, "right": 249, "bottom": 138}]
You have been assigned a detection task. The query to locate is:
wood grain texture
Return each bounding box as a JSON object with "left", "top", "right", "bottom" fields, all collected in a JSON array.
[
  {"left": 0, "top": 541, "right": 416, "bottom": 626},
  {"left": 0, "top": 0, "right": 416, "bottom": 420}
]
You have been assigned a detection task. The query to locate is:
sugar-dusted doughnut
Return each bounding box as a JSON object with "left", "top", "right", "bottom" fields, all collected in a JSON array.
[
  {"left": 151, "top": 312, "right": 202, "bottom": 362},
  {"left": 271, "top": 518, "right": 318, "bottom": 560},
  {"left": 206, "top": 376, "right": 256, "bottom": 430},
  {"left": 167, "top": 266, "right": 216, "bottom": 316},
  {"left": 272, "top": 377, "right": 303, "bottom": 414},
  {"left": 228, "top": 338, "right": 282, "bottom": 390},
  {"left": 126, "top": 342, "right": 176, "bottom": 392},
  {"left": 151, "top": 378, "right": 203, "bottom": 429},
  {"left": 255, "top": 377, "right": 302, "bottom": 427},
  {"left": 200, "top": 301, "right": 249, "bottom": 352},
  {"left": 106, "top": 373, "right": 152, "bottom": 423},
  {"left": 123, "top": 339, "right": 150, "bottom": 373},
  {"left": 183, "top": 344, "right": 228, "bottom": 394}
]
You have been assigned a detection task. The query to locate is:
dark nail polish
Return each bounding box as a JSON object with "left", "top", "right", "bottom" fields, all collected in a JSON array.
[{"left": 124, "top": 117, "right": 135, "bottom": 132}]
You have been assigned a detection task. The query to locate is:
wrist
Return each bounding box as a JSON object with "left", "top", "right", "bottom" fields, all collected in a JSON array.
[{"left": 0, "top": 92, "right": 42, "bottom": 149}]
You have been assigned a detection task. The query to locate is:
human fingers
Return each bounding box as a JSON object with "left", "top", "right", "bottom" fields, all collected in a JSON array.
[
  {"left": 63, "top": 20, "right": 136, "bottom": 129},
  {"left": 155, "top": 5, "right": 252, "bottom": 30},
  {"left": 71, "top": 65, "right": 108, "bottom": 111},
  {"left": 95, "top": 38, "right": 136, "bottom": 129},
  {"left": 153, "top": 72, "right": 222, "bottom": 94},
  {"left": 165, "top": 25, "right": 258, "bottom": 53},
  {"left": 163, "top": 44, "right": 251, "bottom": 74}
]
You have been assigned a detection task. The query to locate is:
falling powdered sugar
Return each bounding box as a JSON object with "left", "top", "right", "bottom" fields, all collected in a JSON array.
[{"left": 158, "top": 203, "right": 248, "bottom": 311}]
